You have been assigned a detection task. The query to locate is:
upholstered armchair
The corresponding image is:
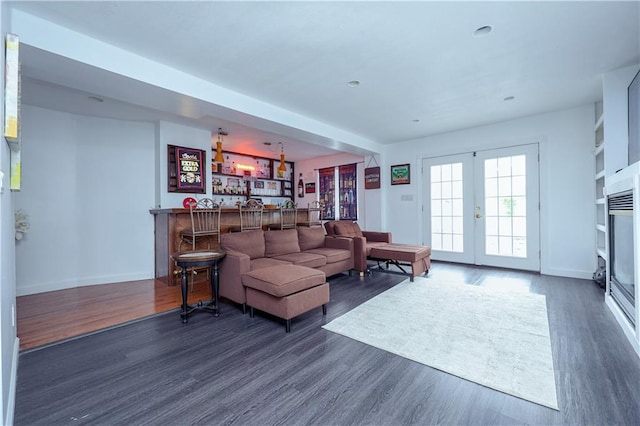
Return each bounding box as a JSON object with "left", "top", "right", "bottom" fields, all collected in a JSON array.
[{"left": 324, "top": 220, "right": 392, "bottom": 275}]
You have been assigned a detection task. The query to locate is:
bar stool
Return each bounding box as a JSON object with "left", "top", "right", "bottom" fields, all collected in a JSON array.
[
  {"left": 297, "top": 201, "right": 322, "bottom": 227},
  {"left": 266, "top": 200, "right": 298, "bottom": 230},
  {"left": 229, "top": 199, "right": 264, "bottom": 232},
  {"left": 180, "top": 198, "right": 221, "bottom": 250}
]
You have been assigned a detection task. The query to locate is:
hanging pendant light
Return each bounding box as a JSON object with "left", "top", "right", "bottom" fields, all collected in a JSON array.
[
  {"left": 213, "top": 127, "right": 225, "bottom": 163},
  {"left": 277, "top": 142, "right": 287, "bottom": 173}
]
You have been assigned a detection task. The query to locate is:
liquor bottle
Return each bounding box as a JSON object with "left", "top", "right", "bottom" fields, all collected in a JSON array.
[{"left": 298, "top": 173, "right": 304, "bottom": 198}]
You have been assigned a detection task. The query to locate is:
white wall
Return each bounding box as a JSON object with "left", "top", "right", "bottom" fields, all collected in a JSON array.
[
  {"left": 1, "top": 2, "right": 19, "bottom": 423},
  {"left": 382, "top": 105, "right": 595, "bottom": 279},
  {"left": 14, "top": 106, "right": 156, "bottom": 295},
  {"left": 157, "top": 121, "right": 212, "bottom": 208},
  {"left": 362, "top": 155, "right": 383, "bottom": 231}
]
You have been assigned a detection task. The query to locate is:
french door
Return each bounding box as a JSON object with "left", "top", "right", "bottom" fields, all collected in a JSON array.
[{"left": 422, "top": 144, "right": 540, "bottom": 271}]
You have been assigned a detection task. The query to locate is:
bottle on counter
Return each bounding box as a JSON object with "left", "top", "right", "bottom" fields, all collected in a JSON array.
[{"left": 298, "top": 173, "right": 304, "bottom": 198}]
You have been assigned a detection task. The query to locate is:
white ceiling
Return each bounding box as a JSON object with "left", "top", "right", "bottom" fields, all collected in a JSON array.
[{"left": 9, "top": 1, "right": 640, "bottom": 161}]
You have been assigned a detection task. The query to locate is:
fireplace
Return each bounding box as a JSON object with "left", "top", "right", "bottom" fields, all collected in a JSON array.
[
  {"left": 609, "top": 190, "right": 635, "bottom": 324},
  {"left": 604, "top": 163, "right": 640, "bottom": 355}
]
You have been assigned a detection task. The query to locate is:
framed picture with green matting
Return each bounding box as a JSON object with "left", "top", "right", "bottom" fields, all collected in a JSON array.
[{"left": 391, "top": 163, "right": 410, "bottom": 185}]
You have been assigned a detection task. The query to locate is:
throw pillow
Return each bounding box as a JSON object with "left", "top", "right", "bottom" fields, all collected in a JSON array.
[
  {"left": 220, "top": 229, "right": 265, "bottom": 260},
  {"left": 298, "top": 226, "right": 326, "bottom": 251},
  {"left": 264, "top": 228, "right": 301, "bottom": 257},
  {"left": 333, "top": 221, "right": 364, "bottom": 238}
]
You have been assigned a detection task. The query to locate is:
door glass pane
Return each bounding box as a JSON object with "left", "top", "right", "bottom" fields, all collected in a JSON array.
[
  {"left": 431, "top": 162, "right": 464, "bottom": 253},
  {"left": 484, "top": 155, "right": 527, "bottom": 258},
  {"left": 486, "top": 197, "right": 498, "bottom": 215},
  {"left": 452, "top": 216, "right": 463, "bottom": 234},
  {"left": 485, "top": 159, "right": 498, "bottom": 178},
  {"left": 442, "top": 199, "right": 452, "bottom": 216},
  {"left": 485, "top": 178, "right": 498, "bottom": 197},
  {"left": 432, "top": 217, "right": 442, "bottom": 233},
  {"left": 431, "top": 165, "right": 441, "bottom": 182},
  {"left": 432, "top": 233, "right": 442, "bottom": 250},
  {"left": 432, "top": 182, "right": 442, "bottom": 198},
  {"left": 432, "top": 199, "right": 442, "bottom": 215},
  {"left": 452, "top": 180, "right": 463, "bottom": 198},
  {"left": 512, "top": 176, "right": 526, "bottom": 195},
  {"left": 512, "top": 217, "right": 526, "bottom": 237}
]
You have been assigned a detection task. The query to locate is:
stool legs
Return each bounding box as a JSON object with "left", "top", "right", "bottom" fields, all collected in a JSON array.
[
  {"left": 211, "top": 261, "right": 220, "bottom": 317},
  {"left": 180, "top": 266, "right": 189, "bottom": 324},
  {"left": 177, "top": 258, "right": 222, "bottom": 323}
]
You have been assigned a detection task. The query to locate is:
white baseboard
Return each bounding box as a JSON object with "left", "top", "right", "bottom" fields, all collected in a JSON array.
[
  {"left": 17, "top": 271, "right": 153, "bottom": 296},
  {"left": 540, "top": 267, "right": 593, "bottom": 280},
  {"left": 4, "top": 337, "right": 19, "bottom": 426}
]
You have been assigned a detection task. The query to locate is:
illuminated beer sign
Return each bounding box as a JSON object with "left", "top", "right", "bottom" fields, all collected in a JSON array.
[
  {"left": 167, "top": 145, "right": 206, "bottom": 193},
  {"left": 176, "top": 147, "right": 204, "bottom": 191}
]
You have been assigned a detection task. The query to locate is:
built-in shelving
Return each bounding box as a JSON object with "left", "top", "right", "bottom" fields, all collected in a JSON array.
[
  {"left": 594, "top": 102, "right": 607, "bottom": 271},
  {"left": 211, "top": 150, "right": 294, "bottom": 205}
]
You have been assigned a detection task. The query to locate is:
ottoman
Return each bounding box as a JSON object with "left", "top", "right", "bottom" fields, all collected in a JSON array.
[
  {"left": 241, "top": 264, "right": 329, "bottom": 332},
  {"left": 368, "top": 243, "right": 431, "bottom": 281}
]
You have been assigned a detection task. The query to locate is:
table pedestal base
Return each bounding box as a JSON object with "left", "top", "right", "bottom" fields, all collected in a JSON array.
[{"left": 173, "top": 250, "right": 226, "bottom": 324}]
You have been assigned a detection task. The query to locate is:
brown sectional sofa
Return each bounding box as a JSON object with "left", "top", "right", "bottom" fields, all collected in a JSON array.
[
  {"left": 324, "top": 220, "right": 392, "bottom": 274},
  {"left": 219, "top": 227, "right": 354, "bottom": 311}
]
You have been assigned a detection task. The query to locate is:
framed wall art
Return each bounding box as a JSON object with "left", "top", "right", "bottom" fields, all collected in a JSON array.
[
  {"left": 364, "top": 166, "right": 380, "bottom": 189},
  {"left": 390, "top": 163, "right": 410, "bottom": 185},
  {"left": 305, "top": 182, "right": 316, "bottom": 193},
  {"left": 167, "top": 144, "right": 206, "bottom": 193}
]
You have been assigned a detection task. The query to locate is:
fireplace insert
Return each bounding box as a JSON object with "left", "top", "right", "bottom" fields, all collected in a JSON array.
[{"left": 608, "top": 189, "right": 635, "bottom": 325}]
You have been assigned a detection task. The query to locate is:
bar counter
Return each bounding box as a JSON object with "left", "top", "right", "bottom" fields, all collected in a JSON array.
[{"left": 150, "top": 207, "right": 310, "bottom": 285}]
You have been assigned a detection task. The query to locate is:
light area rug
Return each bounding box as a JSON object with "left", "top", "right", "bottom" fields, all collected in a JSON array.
[{"left": 323, "top": 277, "right": 559, "bottom": 410}]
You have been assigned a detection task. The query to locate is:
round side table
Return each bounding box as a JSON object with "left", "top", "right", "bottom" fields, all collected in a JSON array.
[{"left": 172, "top": 250, "right": 226, "bottom": 323}]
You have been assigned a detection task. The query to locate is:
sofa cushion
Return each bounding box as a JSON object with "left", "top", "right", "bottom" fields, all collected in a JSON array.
[
  {"left": 220, "top": 229, "right": 265, "bottom": 260},
  {"left": 365, "top": 241, "right": 389, "bottom": 256},
  {"left": 305, "top": 247, "right": 352, "bottom": 264},
  {"left": 242, "top": 265, "right": 326, "bottom": 297},
  {"left": 298, "top": 226, "right": 326, "bottom": 251},
  {"left": 273, "top": 252, "right": 327, "bottom": 268},
  {"left": 333, "top": 221, "right": 364, "bottom": 238},
  {"left": 249, "top": 257, "right": 292, "bottom": 271},
  {"left": 324, "top": 221, "right": 336, "bottom": 236},
  {"left": 368, "top": 244, "right": 431, "bottom": 263},
  {"left": 264, "top": 228, "right": 301, "bottom": 257}
]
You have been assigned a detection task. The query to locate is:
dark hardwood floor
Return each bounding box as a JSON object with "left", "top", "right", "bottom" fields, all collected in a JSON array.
[{"left": 14, "top": 262, "right": 640, "bottom": 425}]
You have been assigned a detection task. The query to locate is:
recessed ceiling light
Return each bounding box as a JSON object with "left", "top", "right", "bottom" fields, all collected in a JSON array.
[
  {"left": 347, "top": 80, "right": 360, "bottom": 87},
  {"left": 88, "top": 95, "right": 104, "bottom": 102},
  {"left": 474, "top": 25, "right": 492, "bottom": 37},
  {"left": 503, "top": 96, "right": 515, "bottom": 101}
]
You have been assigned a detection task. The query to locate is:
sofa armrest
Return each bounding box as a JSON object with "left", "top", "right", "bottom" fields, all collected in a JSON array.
[
  {"left": 362, "top": 231, "right": 392, "bottom": 243},
  {"left": 324, "top": 235, "right": 354, "bottom": 252},
  {"left": 344, "top": 236, "right": 367, "bottom": 273},
  {"left": 219, "top": 249, "right": 251, "bottom": 305}
]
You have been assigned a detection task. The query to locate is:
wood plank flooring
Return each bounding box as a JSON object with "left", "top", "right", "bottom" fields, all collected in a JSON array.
[
  {"left": 14, "top": 262, "right": 640, "bottom": 425},
  {"left": 17, "top": 276, "right": 212, "bottom": 350}
]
